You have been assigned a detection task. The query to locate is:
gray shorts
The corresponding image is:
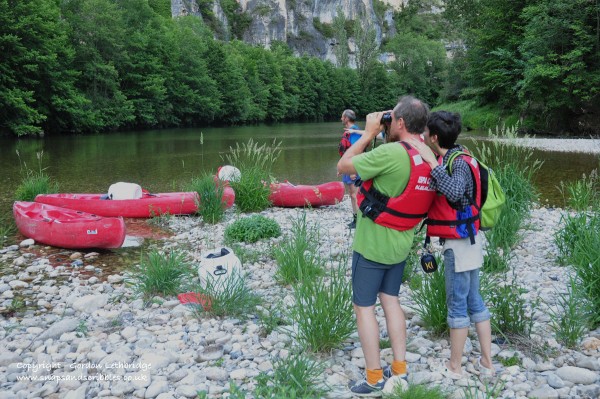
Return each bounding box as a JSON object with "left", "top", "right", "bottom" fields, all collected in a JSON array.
[{"left": 351, "top": 251, "right": 406, "bottom": 307}]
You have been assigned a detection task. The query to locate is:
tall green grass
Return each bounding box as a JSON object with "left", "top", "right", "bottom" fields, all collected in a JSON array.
[
  {"left": 290, "top": 265, "right": 355, "bottom": 352},
  {"left": 15, "top": 151, "right": 58, "bottom": 201},
  {"left": 187, "top": 174, "right": 225, "bottom": 224},
  {"left": 273, "top": 212, "right": 324, "bottom": 285},
  {"left": 548, "top": 277, "right": 592, "bottom": 348},
  {"left": 384, "top": 383, "right": 449, "bottom": 399},
  {"left": 409, "top": 253, "right": 448, "bottom": 335},
  {"left": 0, "top": 214, "right": 16, "bottom": 247},
  {"left": 475, "top": 125, "right": 541, "bottom": 251},
  {"left": 225, "top": 139, "right": 281, "bottom": 212},
  {"left": 129, "top": 250, "right": 193, "bottom": 300},
  {"left": 486, "top": 273, "right": 534, "bottom": 338},
  {"left": 558, "top": 170, "right": 599, "bottom": 211},
  {"left": 554, "top": 211, "right": 600, "bottom": 328}
]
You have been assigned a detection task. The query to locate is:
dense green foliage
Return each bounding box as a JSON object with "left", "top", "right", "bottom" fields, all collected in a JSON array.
[
  {"left": 444, "top": 0, "right": 600, "bottom": 132},
  {"left": 2, "top": 0, "right": 597, "bottom": 136}
]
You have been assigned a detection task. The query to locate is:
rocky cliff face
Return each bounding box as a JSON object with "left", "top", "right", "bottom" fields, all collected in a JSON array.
[{"left": 171, "top": 0, "right": 407, "bottom": 65}]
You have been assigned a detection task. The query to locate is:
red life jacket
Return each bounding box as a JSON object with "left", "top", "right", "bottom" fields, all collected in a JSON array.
[
  {"left": 356, "top": 141, "right": 436, "bottom": 231},
  {"left": 338, "top": 131, "right": 352, "bottom": 156},
  {"left": 426, "top": 152, "right": 482, "bottom": 242}
]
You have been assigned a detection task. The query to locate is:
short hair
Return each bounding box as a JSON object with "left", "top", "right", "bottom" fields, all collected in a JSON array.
[
  {"left": 393, "top": 96, "right": 429, "bottom": 134},
  {"left": 427, "top": 111, "right": 461, "bottom": 149},
  {"left": 342, "top": 109, "right": 356, "bottom": 122}
]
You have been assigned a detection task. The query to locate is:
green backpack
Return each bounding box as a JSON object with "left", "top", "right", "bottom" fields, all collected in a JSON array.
[{"left": 447, "top": 151, "right": 506, "bottom": 230}]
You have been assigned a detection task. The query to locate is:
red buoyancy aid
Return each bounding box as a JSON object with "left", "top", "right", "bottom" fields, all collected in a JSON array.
[
  {"left": 356, "top": 141, "right": 436, "bottom": 231},
  {"left": 426, "top": 152, "right": 482, "bottom": 241}
]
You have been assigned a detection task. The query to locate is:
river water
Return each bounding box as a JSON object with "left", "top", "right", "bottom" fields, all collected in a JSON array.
[{"left": 1, "top": 122, "right": 598, "bottom": 215}]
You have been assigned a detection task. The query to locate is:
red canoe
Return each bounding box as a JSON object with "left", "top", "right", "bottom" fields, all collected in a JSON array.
[
  {"left": 35, "top": 189, "right": 234, "bottom": 218},
  {"left": 269, "top": 181, "right": 345, "bottom": 207},
  {"left": 13, "top": 202, "right": 126, "bottom": 249}
]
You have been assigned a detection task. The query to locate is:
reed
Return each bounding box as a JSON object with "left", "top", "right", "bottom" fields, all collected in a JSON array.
[
  {"left": 487, "top": 272, "right": 534, "bottom": 338},
  {"left": 187, "top": 174, "right": 225, "bottom": 224},
  {"left": 384, "top": 383, "right": 449, "bottom": 399},
  {"left": 273, "top": 212, "right": 324, "bottom": 285},
  {"left": 290, "top": 264, "right": 354, "bottom": 352},
  {"left": 0, "top": 214, "right": 16, "bottom": 247},
  {"left": 558, "top": 170, "right": 599, "bottom": 211},
  {"left": 15, "top": 151, "right": 58, "bottom": 201}
]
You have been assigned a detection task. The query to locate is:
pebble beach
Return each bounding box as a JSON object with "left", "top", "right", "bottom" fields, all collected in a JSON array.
[
  {"left": 1, "top": 137, "right": 599, "bottom": 399},
  {"left": 1, "top": 200, "right": 599, "bottom": 399}
]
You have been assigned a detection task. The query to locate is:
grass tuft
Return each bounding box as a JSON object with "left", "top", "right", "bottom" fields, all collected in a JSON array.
[
  {"left": 273, "top": 212, "right": 324, "bottom": 285},
  {"left": 558, "top": 170, "right": 599, "bottom": 211},
  {"left": 192, "top": 268, "right": 261, "bottom": 319},
  {"left": 290, "top": 264, "right": 354, "bottom": 352},
  {"left": 187, "top": 174, "right": 225, "bottom": 224},
  {"left": 384, "top": 383, "right": 448, "bottom": 399},
  {"left": 15, "top": 150, "right": 58, "bottom": 201},
  {"left": 548, "top": 276, "right": 591, "bottom": 348},
  {"left": 129, "top": 250, "right": 193, "bottom": 300},
  {"left": 0, "top": 213, "right": 16, "bottom": 247},
  {"left": 409, "top": 253, "right": 448, "bottom": 336}
]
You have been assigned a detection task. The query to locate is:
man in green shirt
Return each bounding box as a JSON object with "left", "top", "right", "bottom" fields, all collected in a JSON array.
[{"left": 337, "top": 96, "right": 429, "bottom": 397}]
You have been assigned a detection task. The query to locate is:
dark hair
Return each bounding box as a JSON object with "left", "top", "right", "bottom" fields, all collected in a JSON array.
[
  {"left": 427, "top": 111, "right": 461, "bottom": 149},
  {"left": 342, "top": 109, "right": 356, "bottom": 122},
  {"left": 393, "top": 96, "right": 429, "bottom": 134}
]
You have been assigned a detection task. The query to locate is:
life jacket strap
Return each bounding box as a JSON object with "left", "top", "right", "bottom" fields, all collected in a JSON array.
[{"left": 359, "top": 185, "right": 428, "bottom": 219}]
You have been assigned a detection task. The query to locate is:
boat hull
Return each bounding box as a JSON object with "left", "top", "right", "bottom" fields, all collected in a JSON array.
[
  {"left": 269, "top": 181, "right": 345, "bottom": 207},
  {"left": 13, "top": 202, "right": 126, "bottom": 249},
  {"left": 35, "top": 189, "right": 233, "bottom": 218}
]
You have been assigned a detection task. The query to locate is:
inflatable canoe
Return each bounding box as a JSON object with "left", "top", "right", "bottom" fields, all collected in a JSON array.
[
  {"left": 13, "top": 201, "right": 126, "bottom": 249},
  {"left": 269, "top": 181, "right": 344, "bottom": 208},
  {"left": 35, "top": 188, "right": 234, "bottom": 218}
]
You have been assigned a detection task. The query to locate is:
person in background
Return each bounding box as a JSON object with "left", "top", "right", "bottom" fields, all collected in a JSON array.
[
  {"left": 338, "top": 96, "right": 434, "bottom": 396},
  {"left": 339, "top": 109, "right": 361, "bottom": 229},
  {"left": 408, "top": 111, "right": 495, "bottom": 380}
]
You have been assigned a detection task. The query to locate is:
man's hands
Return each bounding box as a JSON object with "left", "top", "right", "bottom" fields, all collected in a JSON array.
[{"left": 364, "top": 111, "right": 390, "bottom": 140}]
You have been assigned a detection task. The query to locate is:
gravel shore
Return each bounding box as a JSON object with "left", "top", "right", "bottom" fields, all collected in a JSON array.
[
  {"left": 494, "top": 137, "right": 600, "bottom": 154},
  {"left": 1, "top": 199, "right": 599, "bottom": 399}
]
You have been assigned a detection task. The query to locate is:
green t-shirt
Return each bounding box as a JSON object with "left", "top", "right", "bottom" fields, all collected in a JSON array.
[{"left": 352, "top": 142, "right": 414, "bottom": 265}]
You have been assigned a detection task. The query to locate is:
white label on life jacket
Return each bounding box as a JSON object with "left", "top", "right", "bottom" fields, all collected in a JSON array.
[
  {"left": 413, "top": 155, "right": 423, "bottom": 165},
  {"left": 87, "top": 229, "right": 98, "bottom": 235},
  {"left": 471, "top": 158, "right": 478, "bottom": 167}
]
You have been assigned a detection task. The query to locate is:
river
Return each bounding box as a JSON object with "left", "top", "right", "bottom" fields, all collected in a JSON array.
[{"left": 1, "top": 122, "right": 598, "bottom": 215}]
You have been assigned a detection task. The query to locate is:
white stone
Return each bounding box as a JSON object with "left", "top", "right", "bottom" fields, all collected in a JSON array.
[
  {"left": 176, "top": 385, "right": 198, "bottom": 398},
  {"left": 203, "top": 366, "right": 228, "bottom": 381},
  {"left": 144, "top": 380, "right": 169, "bottom": 398},
  {"left": 556, "top": 366, "right": 599, "bottom": 385},
  {"left": 20, "top": 239, "right": 34, "bottom": 247},
  {"left": 71, "top": 294, "right": 108, "bottom": 313},
  {"left": 527, "top": 385, "right": 558, "bottom": 399},
  {"left": 8, "top": 280, "right": 28, "bottom": 289}
]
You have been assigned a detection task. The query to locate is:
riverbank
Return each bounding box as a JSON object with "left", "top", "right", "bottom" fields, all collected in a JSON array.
[
  {"left": 1, "top": 200, "right": 599, "bottom": 399},
  {"left": 493, "top": 137, "right": 600, "bottom": 155}
]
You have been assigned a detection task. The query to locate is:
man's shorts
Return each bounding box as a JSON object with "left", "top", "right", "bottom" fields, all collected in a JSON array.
[
  {"left": 342, "top": 174, "right": 359, "bottom": 185},
  {"left": 351, "top": 251, "right": 406, "bottom": 306}
]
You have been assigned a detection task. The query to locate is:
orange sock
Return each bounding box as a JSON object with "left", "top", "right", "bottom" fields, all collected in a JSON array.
[
  {"left": 366, "top": 368, "right": 383, "bottom": 385},
  {"left": 391, "top": 360, "right": 407, "bottom": 376}
]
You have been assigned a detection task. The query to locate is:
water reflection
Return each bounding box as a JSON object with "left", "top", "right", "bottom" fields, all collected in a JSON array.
[{"left": 1, "top": 123, "right": 598, "bottom": 215}]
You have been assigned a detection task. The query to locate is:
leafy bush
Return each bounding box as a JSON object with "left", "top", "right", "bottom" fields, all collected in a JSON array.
[
  {"left": 291, "top": 265, "right": 354, "bottom": 352},
  {"left": 192, "top": 269, "right": 261, "bottom": 319},
  {"left": 273, "top": 212, "right": 324, "bottom": 285},
  {"left": 15, "top": 151, "right": 58, "bottom": 201},
  {"left": 224, "top": 215, "right": 281, "bottom": 243},
  {"left": 409, "top": 254, "right": 448, "bottom": 335},
  {"left": 548, "top": 277, "right": 592, "bottom": 348},
  {"left": 129, "top": 250, "right": 193, "bottom": 300},
  {"left": 187, "top": 174, "right": 225, "bottom": 224}
]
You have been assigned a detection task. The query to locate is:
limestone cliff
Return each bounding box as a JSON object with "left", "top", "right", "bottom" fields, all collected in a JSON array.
[{"left": 171, "top": 0, "right": 407, "bottom": 65}]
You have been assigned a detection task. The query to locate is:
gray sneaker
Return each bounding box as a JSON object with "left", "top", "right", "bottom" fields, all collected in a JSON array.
[{"left": 349, "top": 379, "right": 384, "bottom": 397}]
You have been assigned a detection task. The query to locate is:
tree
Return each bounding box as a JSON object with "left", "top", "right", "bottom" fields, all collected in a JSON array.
[
  {"left": 353, "top": 18, "right": 379, "bottom": 77},
  {"left": 332, "top": 7, "right": 349, "bottom": 68}
]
